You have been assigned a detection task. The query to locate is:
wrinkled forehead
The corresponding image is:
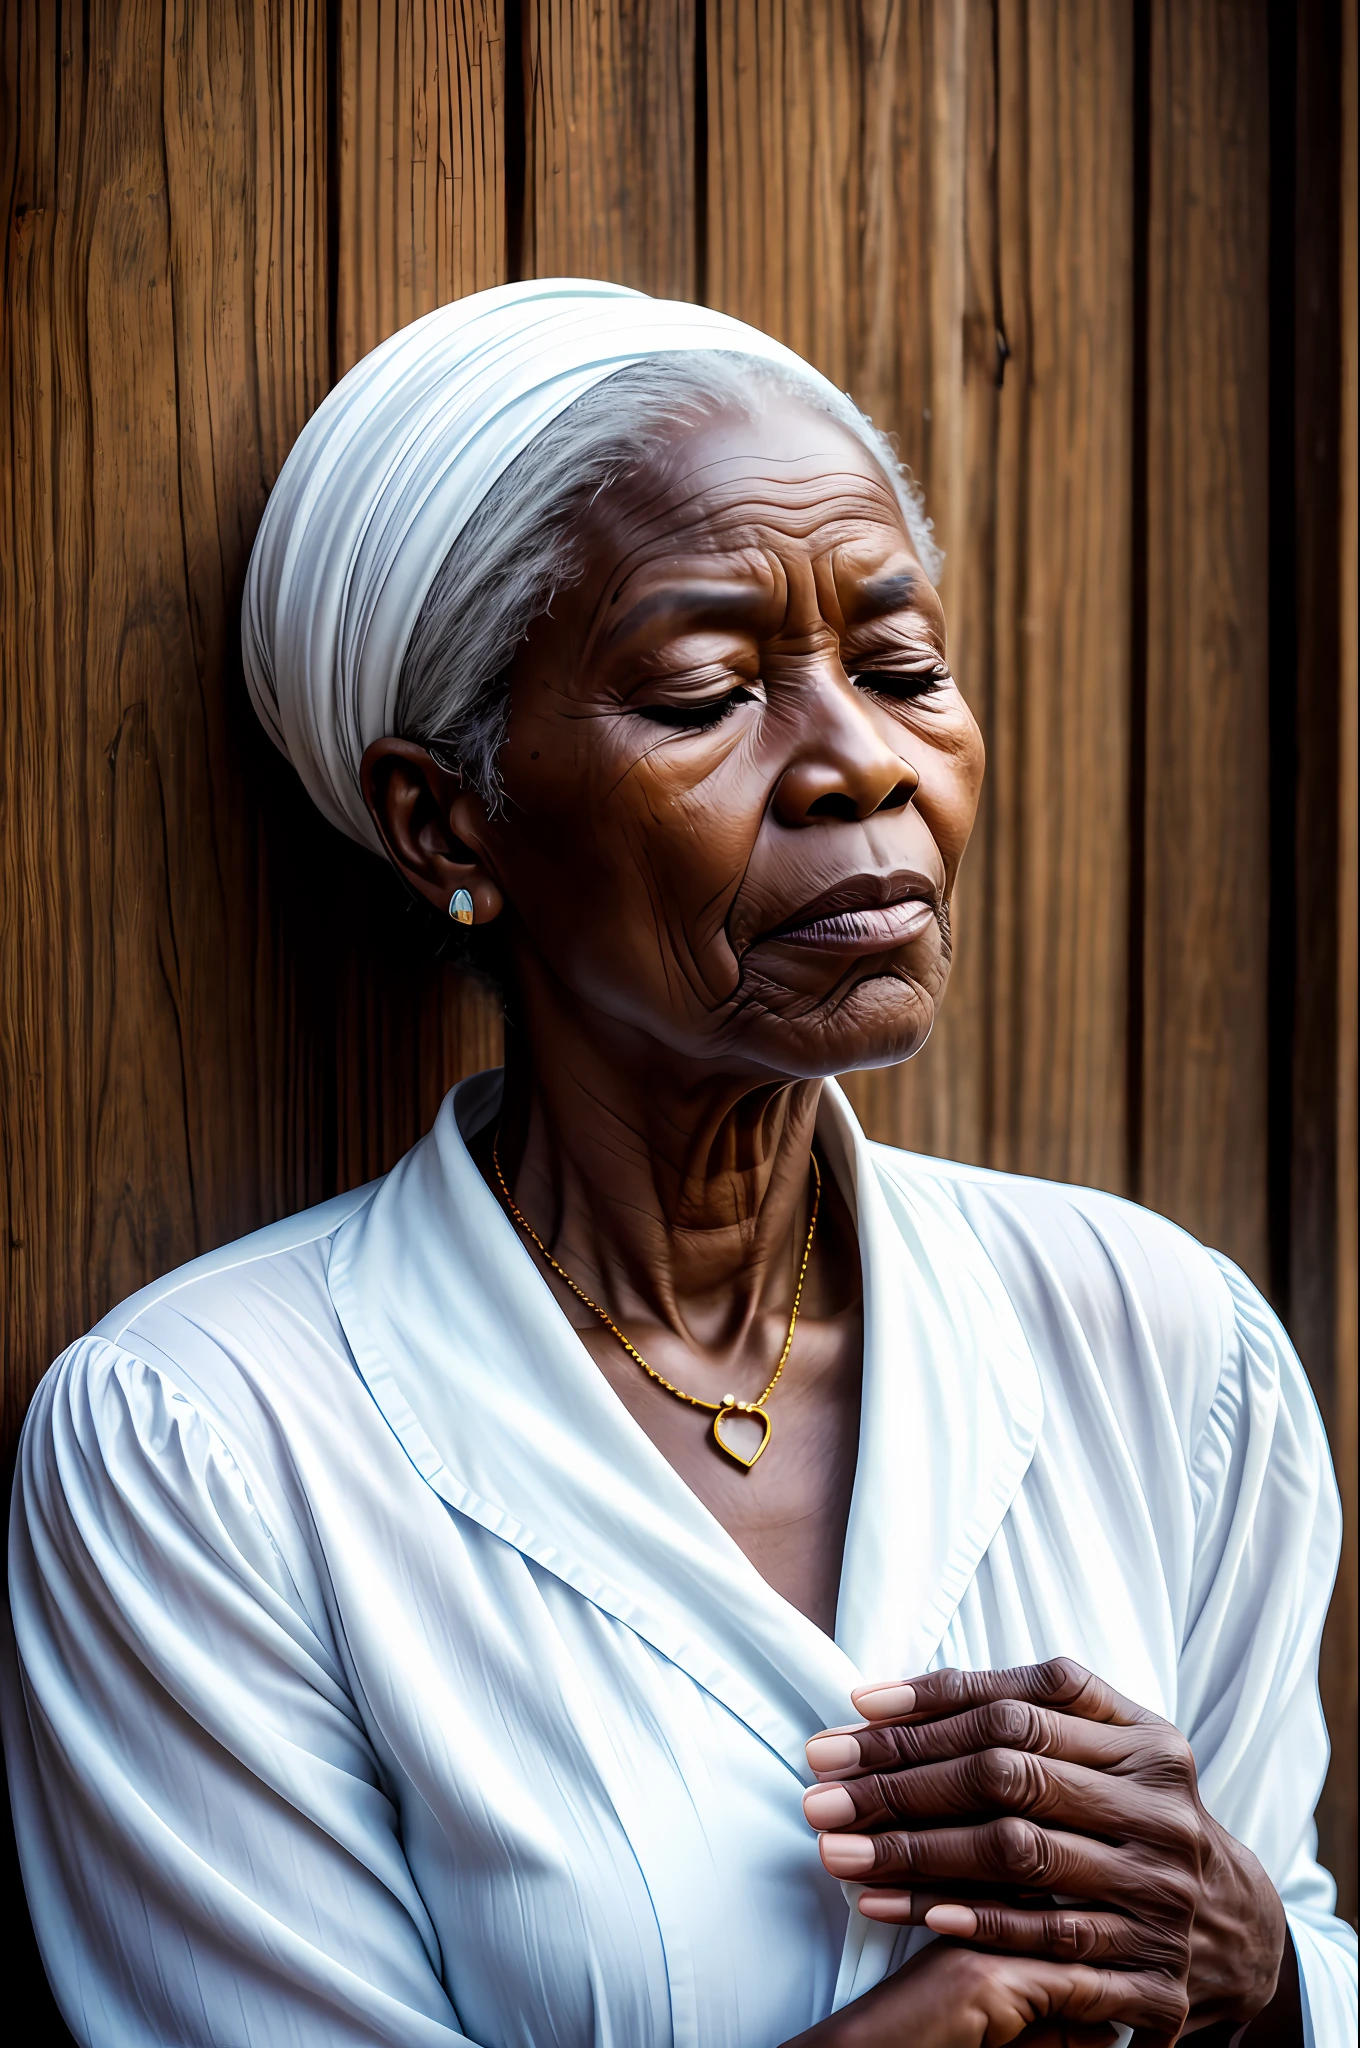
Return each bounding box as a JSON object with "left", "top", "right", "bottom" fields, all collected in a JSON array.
[
  {"left": 553, "top": 432, "right": 937, "bottom": 676},
  {"left": 610, "top": 394, "right": 905, "bottom": 552},
  {"left": 564, "top": 405, "right": 918, "bottom": 656}
]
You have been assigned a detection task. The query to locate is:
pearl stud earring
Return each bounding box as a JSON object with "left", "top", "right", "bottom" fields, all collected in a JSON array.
[{"left": 448, "top": 888, "right": 474, "bottom": 925}]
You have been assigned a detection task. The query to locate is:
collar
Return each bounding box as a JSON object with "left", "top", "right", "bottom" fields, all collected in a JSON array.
[{"left": 328, "top": 1072, "right": 1043, "bottom": 1774}]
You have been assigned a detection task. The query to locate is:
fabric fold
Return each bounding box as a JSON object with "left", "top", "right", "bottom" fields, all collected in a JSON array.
[
  {"left": 329, "top": 1074, "right": 1044, "bottom": 1782},
  {"left": 241, "top": 280, "right": 837, "bottom": 851}
]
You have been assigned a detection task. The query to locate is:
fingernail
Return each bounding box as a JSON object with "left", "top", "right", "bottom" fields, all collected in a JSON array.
[
  {"left": 802, "top": 1784, "right": 856, "bottom": 1829},
  {"left": 925, "top": 1904, "right": 979, "bottom": 1936},
  {"left": 852, "top": 1682, "right": 917, "bottom": 1719},
  {"left": 819, "top": 1833, "right": 876, "bottom": 1877},
  {"left": 858, "top": 1890, "right": 913, "bottom": 1922},
  {"left": 805, "top": 1733, "right": 862, "bottom": 1772}
]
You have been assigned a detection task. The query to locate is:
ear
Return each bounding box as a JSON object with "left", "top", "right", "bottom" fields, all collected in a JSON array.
[{"left": 360, "top": 737, "right": 505, "bottom": 926}]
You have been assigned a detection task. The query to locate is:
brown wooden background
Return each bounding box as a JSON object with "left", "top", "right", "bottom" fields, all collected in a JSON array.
[{"left": 3, "top": 1, "right": 1356, "bottom": 2019}]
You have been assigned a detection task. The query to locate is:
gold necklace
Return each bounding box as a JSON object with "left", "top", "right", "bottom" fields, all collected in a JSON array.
[{"left": 492, "top": 1134, "right": 821, "bottom": 1471}]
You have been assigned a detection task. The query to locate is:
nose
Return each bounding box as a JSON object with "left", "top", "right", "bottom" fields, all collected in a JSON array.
[{"left": 772, "top": 677, "right": 919, "bottom": 826}]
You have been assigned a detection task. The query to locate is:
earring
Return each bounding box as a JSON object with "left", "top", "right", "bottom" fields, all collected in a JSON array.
[{"left": 448, "top": 888, "right": 474, "bottom": 925}]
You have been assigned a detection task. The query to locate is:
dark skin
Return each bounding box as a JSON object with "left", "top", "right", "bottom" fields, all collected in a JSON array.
[{"left": 361, "top": 393, "right": 1299, "bottom": 2047}]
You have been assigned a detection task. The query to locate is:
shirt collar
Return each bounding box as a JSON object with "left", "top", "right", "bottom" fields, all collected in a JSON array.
[{"left": 328, "top": 1071, "right": 1042, "bottom": 1772}]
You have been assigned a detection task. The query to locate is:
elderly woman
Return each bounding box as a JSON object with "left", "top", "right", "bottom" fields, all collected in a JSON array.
[{"left": 2, "top": 281, "right": 1354, "bottom": 2048}]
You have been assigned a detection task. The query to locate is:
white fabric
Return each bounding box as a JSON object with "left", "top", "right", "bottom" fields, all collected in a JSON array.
[
  {"left": 3, "top": 1076, "right": 1354, "bottom": 2048},
  {"left": 241, "top": 280, "right": 829, "bottom": 852}
]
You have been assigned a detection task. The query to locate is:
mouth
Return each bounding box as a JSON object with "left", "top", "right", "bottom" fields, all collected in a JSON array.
[{"left": 755, "top": 873, "right": 941, "bottom": 955}]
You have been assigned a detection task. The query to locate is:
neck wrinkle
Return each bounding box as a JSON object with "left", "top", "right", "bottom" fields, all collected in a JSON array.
[{"left": 486, "top": 998, "right": 830, "bottom": 1347}]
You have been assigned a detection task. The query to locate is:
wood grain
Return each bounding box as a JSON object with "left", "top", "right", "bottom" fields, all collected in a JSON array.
[
  {"left": 520, "top": 0, "right": 697, "bottom": 295},
  {"left": 981, "top": 0, "right": 1134, "bottom": 1189},
  {"left": 334, "top": 0, "right": 505, "bottom": 374},
  {"left": 326, "top": 0, "right": 507, "bottom": 1186},
  {"left": 1141, "top": 0, "right": 1271, "bottom": 1284},
  {"left": 0, "top": 0, "right": 329, "bottom": 1451}
]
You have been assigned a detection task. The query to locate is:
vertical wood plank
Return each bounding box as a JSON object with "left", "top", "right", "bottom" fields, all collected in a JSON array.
[
  {"left": 705, "top": 0, "right": 858, "bottom": 382},
  {"left": 519, "top": 0, "right": 696, "bottom": 295},
  {"left": 983, "top": 0, "right": 1134, "bottom": 1188},
  {"left": 0, "top": 0, "right": 329, "bottom": 1447},
  {"left": 1142, "top": 0, "right": 1271, "bottom": 1284},
  {"left": 328, "top": 0, "right": 507, "bottom": 1187},
  {"left": 335, "top": 0, "right": 506, "bottom": 373}
]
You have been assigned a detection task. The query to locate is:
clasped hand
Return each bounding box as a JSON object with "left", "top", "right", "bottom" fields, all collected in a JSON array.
[{"left": 791, "top": 1658, "right": 1288, "bottom": 2048}]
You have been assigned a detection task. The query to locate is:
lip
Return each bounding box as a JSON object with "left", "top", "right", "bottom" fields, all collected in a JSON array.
[{"left": 755, "top": 873, "right": 941, "bottom": 955}]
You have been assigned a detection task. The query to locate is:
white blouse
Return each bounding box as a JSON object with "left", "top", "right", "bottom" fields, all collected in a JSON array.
[{"left": 2, "top": 1075, "right": 1354, "bottom": 2048}]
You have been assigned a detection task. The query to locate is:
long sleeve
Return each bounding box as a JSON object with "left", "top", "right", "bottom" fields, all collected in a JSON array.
[
  {"left": 1, "top": 1337, "right": 475, "bottom": 2048},
  {"left": 1180, "top": 1256, "right": 1356, "bottom": 2048}
]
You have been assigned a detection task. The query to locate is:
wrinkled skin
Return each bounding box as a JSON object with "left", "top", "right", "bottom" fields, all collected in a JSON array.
[
  {"left": 804, "top": 1659, "right": 1293, "bottom": 2046},
  {"left": 361, "top": 393, "right": 1296, "bottom": 2048}
]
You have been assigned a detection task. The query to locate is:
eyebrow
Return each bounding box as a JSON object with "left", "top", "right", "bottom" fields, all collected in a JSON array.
[
  {"left": 853, "top": 568, "right": 920, "bottom": 615},
  {"left": 598, "top": 579, "right": 771, "bottom": 651}
]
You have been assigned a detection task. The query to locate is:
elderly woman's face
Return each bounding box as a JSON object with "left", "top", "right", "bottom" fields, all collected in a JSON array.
[{"left": 478, "top": 393, "right": 982, "bottom": 1078}]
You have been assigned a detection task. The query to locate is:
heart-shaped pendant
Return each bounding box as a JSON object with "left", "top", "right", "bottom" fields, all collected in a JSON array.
[{"left": 712, "top": 1401, "right": 772, "bottom": 1470}]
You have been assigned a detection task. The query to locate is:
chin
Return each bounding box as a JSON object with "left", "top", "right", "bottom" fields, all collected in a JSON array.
[{"left": 726, "top": 955, "right": 946, "bottom": 1082}]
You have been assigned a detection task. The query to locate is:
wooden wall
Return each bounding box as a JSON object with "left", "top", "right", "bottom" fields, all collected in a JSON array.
[{"left": 3, "top": 0, "right": 1355, "bottom": 1987}]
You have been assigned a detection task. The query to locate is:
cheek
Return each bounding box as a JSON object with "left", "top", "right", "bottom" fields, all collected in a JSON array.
[
  {"left": 494, "top": 733, "right": 764, "bottom": 1006},
  {"left": 915, "top": 722, "right": 984, "bottom": 882}
]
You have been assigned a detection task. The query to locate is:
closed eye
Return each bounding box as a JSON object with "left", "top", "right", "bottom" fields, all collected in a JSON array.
[
  {"left": 634, "top": 685, "right": 760, "bottom": 730},
  {"left": 853, "top": 667, "right": 950, "bottom": 701}
]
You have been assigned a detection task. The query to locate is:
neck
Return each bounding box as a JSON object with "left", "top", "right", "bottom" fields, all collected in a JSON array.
[{"left": 479, "top": 984, "right": 832, "bottom": 1355}]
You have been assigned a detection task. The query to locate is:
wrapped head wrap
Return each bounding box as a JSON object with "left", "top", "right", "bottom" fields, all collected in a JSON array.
[{"left": 241, "top": 278, "right": 842, "bottom": 853}]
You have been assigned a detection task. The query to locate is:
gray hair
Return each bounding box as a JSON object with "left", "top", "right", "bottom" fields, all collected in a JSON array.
[{"left": 396, "top": 351, "right": 940, "bottom": 806}]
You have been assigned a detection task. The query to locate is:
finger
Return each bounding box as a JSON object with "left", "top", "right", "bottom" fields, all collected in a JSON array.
[
  {"left": 852, "top": 1660, "right": 1157, "bottom": 1732},
  {"left": 818, "top": 1814, "right": 1188, "bottom": 1913},
  {"left": 853, "top": 1890, "right": 1044, "bottom": 1926},
  {"left": 854, "top": 1890, "right": 1163, "bottom": 1968},
  {"left": 979, "top": 1958, "right": 1186, "bottom": 2040},
  {"left": 806, "top": 1700, "right": 1139, "bottom": 1781},
  {"left": 918, "top": 1899, "right": 1187, "bottom": 1975},
  {"left": 850, "top": 1880, "right": 1061, "bottom": 1920},
  {"left": 919, "top": 1949, "right": 1187, "bottom": 2043},
  {"left": 804, "top": 1745, "right": 1193, "bottom": 1852}
]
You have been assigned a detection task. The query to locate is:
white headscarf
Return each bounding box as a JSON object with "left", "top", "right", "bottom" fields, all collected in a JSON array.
[{"left": 241, "top": 278, "right": 834, "bottom": 852}]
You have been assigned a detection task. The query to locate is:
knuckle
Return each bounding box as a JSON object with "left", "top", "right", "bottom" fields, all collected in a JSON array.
[
  {"left": 880, "top": 1723, "right": 932, "bottom": 1769},
  {"left": 870, "top": 1830, "right": 911, "bottom": 1875},
  {"left": 1144, "top": 1868, "right": 1199, "bottom": 1933},
  {"left": 982, "top": 1699, "right": 1043, "bottom": 1749},
  {"left": 1039, "top": 1655, "right": 1110, "bottom": 1718},
  {"left": 1067, "top": 1915, "right": 1101, "bottom": 1959},
  {"left": 991, "top": 1814, "right": 1050, "bottom": 1881},
  {"left": 1159, "top": 1732, "right": 1199, "bottom": 1790},
  {"left": 933, "top": 1668, "right": 971, "bottom": 1710},
  {"left": 1037, "top": 1655, "right": 1091, "bottom": 1702},
  {"left": 1158, "top": 1808, "right": 1204, "bottom": 1865},
  {"left": 870, "top": 1770, "right": 927, "bottom": 1827},
  {"left": 853, "top": 1772, "right": 893, "bottom": 1822},
  {"left": 1159, "top": 1928, "right": 1192, "bottom": 1978},
  {"left": 975, "top": 1746, "right": 1047, "bottom": 1811},
  {"left": 1110, "top": 1917, "right": 1187, "bottom": 1974},
  {"left": 1038, "top": 1911, "right": 1089, "bottom": 1957}
]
